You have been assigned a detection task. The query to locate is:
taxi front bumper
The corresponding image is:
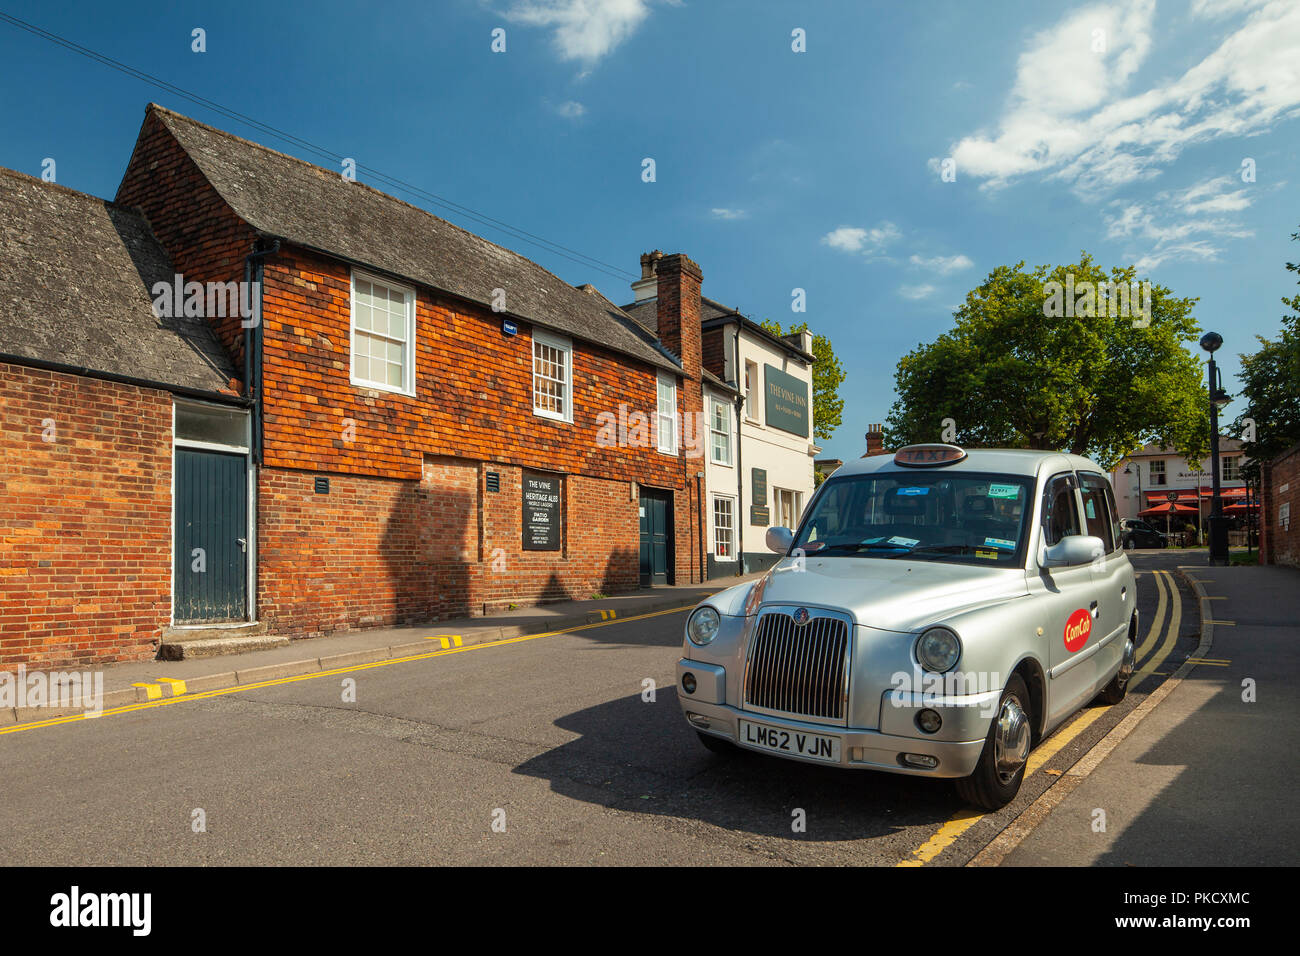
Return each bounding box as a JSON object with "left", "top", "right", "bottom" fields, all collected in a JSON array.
[{"left": 677, "top": 658, "right": 988, "bottom": 778}]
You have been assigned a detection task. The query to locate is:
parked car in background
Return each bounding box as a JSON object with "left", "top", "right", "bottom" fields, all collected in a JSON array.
[
  {"left": 676, "top": 444, "right": 1138, "bottom": 810},
  {"left": 1120, "top": 518, "right": 1167, "bottom": 550}
]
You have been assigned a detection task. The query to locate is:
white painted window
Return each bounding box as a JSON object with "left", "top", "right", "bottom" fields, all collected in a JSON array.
[
  {"left": 1222, "top": 455, "right": 1240, "bottom": 482},
  {"left": 710, "top": 395, "right": 732, "bottom": 465},
  {"left": 1148, "top": 459, "right": 1166, "bottom": 486},
  {"left": 351, "top": 271, "right": 416, "bottom": 395},
  {"left": 713, "top": 495, "right": 735, "bottom": 560},
  {"left": 532, "top": 329, "right": 573, "bottom": 423},
  {"left": 744, "top": 360, "right": 761, "bottom": 422},
  {"left": 775, "top": 488, "right": 803, "bottom": 530},
  {"left": 656, "top": 371, "right": 678, "bottom": 454}
]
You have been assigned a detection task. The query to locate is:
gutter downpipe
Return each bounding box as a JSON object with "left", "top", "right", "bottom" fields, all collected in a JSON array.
[
  {"left": 243, "top": 239, "right": 280, "bottom": 464},
  {"left": 734, "top": 322, "right": 745, "bottom": 576}
]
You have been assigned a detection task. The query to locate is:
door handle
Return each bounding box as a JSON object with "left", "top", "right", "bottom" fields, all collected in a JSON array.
[
  {"left": 237, "top": 537, "right": 247, "bottom": 552},
  {"left": 1090, "top": 600, "right": 1099, "bottom": 618}
]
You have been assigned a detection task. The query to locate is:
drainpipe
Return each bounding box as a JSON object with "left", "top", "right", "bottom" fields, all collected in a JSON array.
[
  {"left": 243, "top": 239, "right": 280, "bottom": 464},
  {"left": 733, "top": 323, "right": 745, "bottom": 576},
  {"left": 696, "top": 471, "right": 705, "bottom": 583}
]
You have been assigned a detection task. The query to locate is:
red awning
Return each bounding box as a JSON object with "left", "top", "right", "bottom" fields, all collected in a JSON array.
[{"left": 1138, "top": 501, "right": 1198, "bottom": 516}]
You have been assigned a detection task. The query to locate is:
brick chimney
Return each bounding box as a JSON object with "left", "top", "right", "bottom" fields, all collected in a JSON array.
[
  {"left": 864, "top": 423, "right": 885, "bottom": 457},
  {"left": 631, "top": 250, "right": 662, "bottom": 302},
  {"left": 655, "top": 253, "right": 703, "bottom": 385}
]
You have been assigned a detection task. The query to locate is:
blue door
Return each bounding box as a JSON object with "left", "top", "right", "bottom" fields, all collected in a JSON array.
[
  {"left": 174, "top": 448, "right": 248, "bottom": 622},
  {"left": 639, "top": 489, "right": 673, "bottom": 586}
]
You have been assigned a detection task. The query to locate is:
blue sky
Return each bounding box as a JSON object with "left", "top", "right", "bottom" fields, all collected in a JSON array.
[{"left": 2, "top": 0, "right": 1297, "bottom": 462}]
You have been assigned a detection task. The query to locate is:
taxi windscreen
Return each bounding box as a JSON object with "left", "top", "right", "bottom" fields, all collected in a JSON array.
[{"left": 791, "top": 472, "right": 1033, "bottom": 565}]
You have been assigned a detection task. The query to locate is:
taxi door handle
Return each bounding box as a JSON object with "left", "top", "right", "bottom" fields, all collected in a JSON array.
[{"left": 1090, "top": 600, "right": 1099, "bottom": 618}]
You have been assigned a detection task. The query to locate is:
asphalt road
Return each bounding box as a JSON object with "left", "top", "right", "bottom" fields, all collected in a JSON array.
[{"left": 0, "top": 552, "right": 1203, "bottom": 866}]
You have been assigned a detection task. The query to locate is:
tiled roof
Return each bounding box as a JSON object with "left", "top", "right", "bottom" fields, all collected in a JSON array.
[
  {"left": 0, "top": 166, "right": 237, "bottom": 394},
  {"left": 144, "top": 105, "right": 678, "bottom": 374}
]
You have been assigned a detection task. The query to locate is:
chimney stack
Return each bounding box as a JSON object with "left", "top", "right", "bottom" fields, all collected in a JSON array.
[
  {"left": 655, "top": 253, "right": 703, "bottom": 383},
  {"left": 864, "top": 423, "right": 885, "bottom": 457},
  {"left": 631, "top": 250, "right": 662, "bottom": 303}
]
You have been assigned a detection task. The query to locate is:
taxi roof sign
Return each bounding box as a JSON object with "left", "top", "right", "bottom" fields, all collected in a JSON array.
[{"left": 893, "top": 443, "right": 967, "bottom": 467}]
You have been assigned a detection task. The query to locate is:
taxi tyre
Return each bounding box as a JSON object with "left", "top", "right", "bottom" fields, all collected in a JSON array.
[
  {"left": 955, "top": 673, "right": 1031, "bottom": 810},
  {"left": 1095, "top": 618, "right": 1137, "bottom": 706},
  {"left": 696, "top": 730, "right": 737, "bottom": 756}
]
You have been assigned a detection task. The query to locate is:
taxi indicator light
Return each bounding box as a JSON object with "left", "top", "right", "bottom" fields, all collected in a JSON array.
[{"left": 893, "top": 444, "right": 967, "bottom": 467}]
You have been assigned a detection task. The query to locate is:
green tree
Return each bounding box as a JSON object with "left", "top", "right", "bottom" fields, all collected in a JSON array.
[
  {"left": 883, "top": 254, "right": 1209, "bottom": 471},
  {"left": 1232, "top": 224, "right": 1300, "bottom": 472},
  {"left": 759, "top": 319, "right": 845, "bottom": 442}
]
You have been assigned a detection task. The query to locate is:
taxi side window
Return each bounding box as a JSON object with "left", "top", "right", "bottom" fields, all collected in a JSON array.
[
  {"left": 1043, "top": 475, "right": 1081, "bottom": 546},
  {"left": 1079, "top": 472, "right": 1116, "bottom": 552}
]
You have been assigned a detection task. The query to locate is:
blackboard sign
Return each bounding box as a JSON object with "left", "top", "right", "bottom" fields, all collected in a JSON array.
[
  {"left": 750, "top": 505, "right": 771, "bottom": 526},
  {"left": 764, "top": 364, "right": 810, "bottom": 437},
  {"left": 752, "top": 468, "right": 767, "bottom": 507},
  {"left": 523, "top": 473, "right": 562, "bottom": 551}
]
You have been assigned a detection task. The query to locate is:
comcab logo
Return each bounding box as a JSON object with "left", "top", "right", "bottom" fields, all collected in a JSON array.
[{"left": 1064, "top": 608, "right": 1092, "bottom": 653}]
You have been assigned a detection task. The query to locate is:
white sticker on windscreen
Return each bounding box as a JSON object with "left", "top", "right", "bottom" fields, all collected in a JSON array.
[
  {"left": 988, "top": 483, "right": 1020, "bottom": 498},
  {"left": 984, "top": 537, "right": 1016, "bottom": 550}
]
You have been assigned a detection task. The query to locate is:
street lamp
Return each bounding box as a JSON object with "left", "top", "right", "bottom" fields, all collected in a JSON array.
[
  {"left": 1200, "top": 332, "right": 1231, "bottom": 565},
  {"left": 1124, "top": 461, "right": 1142, "bottom": 521}
]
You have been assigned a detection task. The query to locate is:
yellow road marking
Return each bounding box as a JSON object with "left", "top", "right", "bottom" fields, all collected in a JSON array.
[
  {"left": 1, "top": 603, "right": 698, "bottom": 737},
  {"left": 1026, "top": 705, "right": 1110, "bottom": 775},
  {"left": 424, "top": 634, "right": 464, "bottom": 649},
  {"left": 1185, "top": 659, "right": 1230, "bottom": 666},
  {"left": 1132, "top": 570, "right": 1182, "bottom": 687},
  {"left": 1134, "top": 568, "right": 1168, "bottom": 665},
  {"left": 155, "top": 677, "right": 187, "bottom": 696},
  {"left": 897, "top": 807, "right": 985, "bottom": 866},
  {"left": 599, "top": 610, "right": 618, "bottom": 621},
  {"left": 1206, "top": 620, "right": 1236, "bottom": 625}
]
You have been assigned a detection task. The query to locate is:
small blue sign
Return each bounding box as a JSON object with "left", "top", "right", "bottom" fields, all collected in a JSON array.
[{"left": 502, "top": 319, "right": 518, "bottom": 336}]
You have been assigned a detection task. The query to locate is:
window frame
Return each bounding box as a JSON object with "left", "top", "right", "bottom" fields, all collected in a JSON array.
[
  {"left": 349, "top": 269, "right": 417, "bottom": 397},
  {"left": 744, "top": 360, "right": 761, "bottom": 423},
  {"left": 1079, "top": 471, "right": 1118, "bottom": 553},
  {"left": 1148, "top": 459, "right": 1166, "bottom": 486},
  {"left": 709, "top": 394, "right": 733, "bottom": 466},
  {"left": 1041, "top": 472, "right": 1082, "bottom": 547},
  {"left": 531, "top": 328, "right": 574, "bottom": 424},
  {"left": 656, "top": 371, "right": 678, "bottom": 455},
  {"left": 712, "top": 493, "right": 736, "bottom": 561}
]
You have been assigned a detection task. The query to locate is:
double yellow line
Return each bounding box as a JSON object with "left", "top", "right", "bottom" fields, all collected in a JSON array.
[
  {"left": 0, "top": 604, "right": 695, "bottom": 737},
  {"left": 898, "top": 570, "right": 1182, "bottom": 866}
]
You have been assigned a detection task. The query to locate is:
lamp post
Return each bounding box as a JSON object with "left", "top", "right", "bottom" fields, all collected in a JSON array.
[
  {"left": 1124, "top": 461, "right": 1142, "bottom": 521},
  {"left": 1200, "top": 332, "right": 1231, "bottom": 565}
]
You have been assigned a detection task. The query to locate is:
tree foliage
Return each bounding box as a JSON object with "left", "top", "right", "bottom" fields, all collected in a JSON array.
[
  {"left": 1232, "top": 224, "right": 1300, "bottom": 472},
  {"left": 882, "top": 254, "right": 1209, "bottom": 471},
  {"left": 759, "top": 319, "right": 845, "bottom": 442}
]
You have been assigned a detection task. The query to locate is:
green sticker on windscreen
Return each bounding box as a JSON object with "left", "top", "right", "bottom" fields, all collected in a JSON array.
[{"left": 988, "top": 483, "right": 1020, "bottom": 499}]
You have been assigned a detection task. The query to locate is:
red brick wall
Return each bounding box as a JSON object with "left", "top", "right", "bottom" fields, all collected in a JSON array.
[
  {"left": 256, "top": 459, "right": 646, "bottom": 636},
  {"left": 1261, "top": 444, "right": 1300, "bottom": 567},
  {"left": 702, "top": 327, "right": 726, "bottom": 381},
  {"left": 0, "top": 364, "right": 171, "bottom": 667}
]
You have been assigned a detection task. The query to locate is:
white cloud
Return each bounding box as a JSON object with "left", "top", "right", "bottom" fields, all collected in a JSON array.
[
  {"left": 898, "top": 284, "right": 937, "bottom": 300},
  {"left": 934, "top": 0, "right": 1300, "bottom": 196},
  {"left": 710, "top": 208, "right": 747, "bottom": 220},
  {"left": 1104, "top": 175, "right": 1256, "bottom": 269},
  {"left": 909, "top": 253, "right": 974, "bottom": 274},
  {"left": 505, "top": 0, "right": 654, "bottom": 64},
  {"left": 554, "top": 100, "right": 586, "bottom": 119},
  {"left": 821, "top": 221, "right": 900, "bottom": 255}
]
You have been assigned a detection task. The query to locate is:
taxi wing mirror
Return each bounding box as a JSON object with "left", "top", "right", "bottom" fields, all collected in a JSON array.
[
  {"left": 766, "top": 526, "right": 794, "bottom": 554},
  {"left": 1042, "top": 534, "right": 1105, "bottom": 568}
]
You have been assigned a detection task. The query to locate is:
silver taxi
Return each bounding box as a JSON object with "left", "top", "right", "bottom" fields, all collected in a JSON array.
[{"left": 676, "top": 444, "right": 1137, "bottom": 809}]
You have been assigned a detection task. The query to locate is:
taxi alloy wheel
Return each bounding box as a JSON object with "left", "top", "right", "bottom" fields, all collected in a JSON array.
[{"left": 955, "top": 673, "right": 1031, "bottom": 810}]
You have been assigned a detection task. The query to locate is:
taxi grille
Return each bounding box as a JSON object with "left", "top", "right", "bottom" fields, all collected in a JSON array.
[{"left": 743, "top": 611, "right": 849, "bottom": 722}]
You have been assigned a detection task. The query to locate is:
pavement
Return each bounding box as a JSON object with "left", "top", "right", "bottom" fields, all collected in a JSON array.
[
  {"left": 996, "top": 554, "right": 1300, "bottom": 866},
  {"left": 1, "top": 573, "right": 761, "bottom": 727}
]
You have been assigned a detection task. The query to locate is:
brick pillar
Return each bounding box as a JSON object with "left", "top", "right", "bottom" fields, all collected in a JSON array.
[{"left": 864, "top": 423, "right": 885, "bottom": 456}]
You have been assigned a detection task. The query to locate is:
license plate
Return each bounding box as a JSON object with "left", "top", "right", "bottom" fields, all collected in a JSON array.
[{"left": 738, "top": 720, "right": 841, "bottom": 763}]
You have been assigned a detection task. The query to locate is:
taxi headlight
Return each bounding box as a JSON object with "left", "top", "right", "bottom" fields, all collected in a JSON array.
[
  {"left": 687, "top": 606, "right": 722, "bottom": 646},
  {"left": 916, "top": 627, "right": 961, "bottom": 673}
]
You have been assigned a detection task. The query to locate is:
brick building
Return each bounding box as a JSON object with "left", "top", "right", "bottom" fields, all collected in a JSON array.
[
  {"left": 1260, "top": 442, "right": 1300, "bottom": 567},
  {"left": 1, "top": 103, "right": 735, "bottom": 667}
]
